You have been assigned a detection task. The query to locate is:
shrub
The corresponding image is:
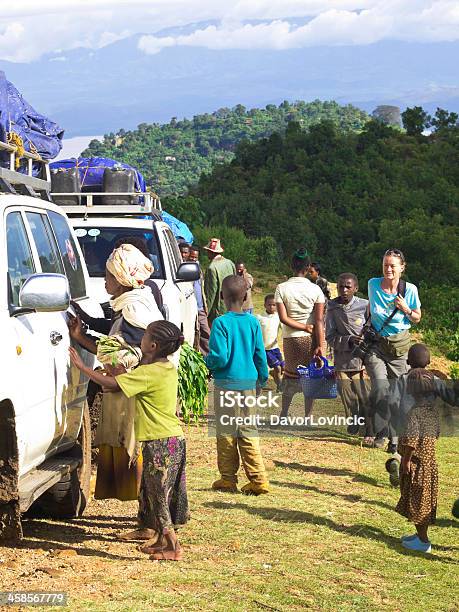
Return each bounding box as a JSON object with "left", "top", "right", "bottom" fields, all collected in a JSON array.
[
  {"left": 192, "top": 225, "right": 280, "bottom": 271},
  {"left": 418, "top": 283, "right": 459, "bottom": 359}
]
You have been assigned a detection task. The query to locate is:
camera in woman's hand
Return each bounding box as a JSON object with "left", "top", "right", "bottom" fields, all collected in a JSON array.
[{"left": 351, "top": 325, "right": 380, "bottom": 360}]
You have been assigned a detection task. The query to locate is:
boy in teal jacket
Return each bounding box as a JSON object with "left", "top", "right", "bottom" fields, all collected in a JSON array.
[{"left": 206, "top": 275, "right": 269, "bottom": 495}]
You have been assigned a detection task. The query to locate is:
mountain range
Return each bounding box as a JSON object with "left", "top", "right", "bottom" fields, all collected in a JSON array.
[{"left": 2, "top": 30, "right": 458, "bottom": 137}]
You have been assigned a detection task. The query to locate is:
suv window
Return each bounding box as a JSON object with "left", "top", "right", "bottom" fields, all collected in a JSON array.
[
  {"left": 6, "top": 212, "right": 36, "bottom": 306},
  {"left": 73, "top": 226, "right": 164, "bottom": 280},
  {"left": 164, "top": 228, "right": 182, "bottom": 271},
  {"left": 48, "top": 211, "right": 86, "bottom": 299},
  {"left": 163, "top": 228, "right": 182, "bottom": 277},
  {"left": 26, "top": 212, "right": 64, "bottom": 275}
]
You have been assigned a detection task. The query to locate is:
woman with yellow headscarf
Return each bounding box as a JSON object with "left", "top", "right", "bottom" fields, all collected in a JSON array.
[{"left": 68, "top": 244, "right": 163, "bottom": 541}]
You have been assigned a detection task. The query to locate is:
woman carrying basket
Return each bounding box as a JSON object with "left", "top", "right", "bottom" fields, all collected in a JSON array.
[
  {"left": 363, "top": 249, "right": 421, "bottom": 450},
  {"left": 275, "top": 248, "right": 326, "bottom": 418}
]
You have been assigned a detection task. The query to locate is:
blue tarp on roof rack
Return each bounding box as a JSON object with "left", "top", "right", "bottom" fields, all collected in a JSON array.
[
  {"left": 0, "top": 71, "right": 63, "bottom": 164},
  {"left": 162, "top": 211, "right": 194, "bottom": 244},
  {"left": 50, "top": 157, "right": 147, "bottom": 192}
]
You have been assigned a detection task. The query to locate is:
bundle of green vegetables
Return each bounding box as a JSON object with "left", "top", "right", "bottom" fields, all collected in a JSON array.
[
  {"left": 178, "top": 342, "right": 208, "bottom": 423},
  {"left": 97, "top": 334, "right": 142, "bottom": 370}
]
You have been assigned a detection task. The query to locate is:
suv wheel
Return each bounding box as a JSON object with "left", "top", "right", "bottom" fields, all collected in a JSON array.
[{"left": 31, "top": 402, "right": 91, "bottom": 518}]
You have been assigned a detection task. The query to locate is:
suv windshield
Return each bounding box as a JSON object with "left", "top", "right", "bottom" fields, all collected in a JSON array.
[{"left": 73, "top": 227, "right": 164, "bottom": 279}]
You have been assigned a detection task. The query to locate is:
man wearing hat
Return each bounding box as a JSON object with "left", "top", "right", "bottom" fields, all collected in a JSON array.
[{"left": 203, "top": 238, "right": 236, "bottom": 324}]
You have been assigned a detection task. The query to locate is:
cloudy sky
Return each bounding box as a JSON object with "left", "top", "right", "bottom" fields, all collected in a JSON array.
[{"left": 1, "top": 0, "right": 459, "bottom": 62}]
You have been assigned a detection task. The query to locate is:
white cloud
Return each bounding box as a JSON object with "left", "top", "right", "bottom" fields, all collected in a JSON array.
[
  {"left": 0, "top": 1, "right": 458, "bottom": 62},
  {"left": 138, "top": 35, "right": 175, "bottom": 55},
  {"left": 138, "top": 2, "right": 459, "bottom": 54},
  {"left": 0, "top": 22, "right": 26, "bottom": 61}
]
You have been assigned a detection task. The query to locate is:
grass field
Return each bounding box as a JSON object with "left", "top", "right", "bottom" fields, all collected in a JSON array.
[
  {"left": 3, "top": 270, "right": 457, "bottom": 611},
  {"left": 8, "top": 424, "right": 458, "bottom": 611},
  {"left": 138, "top": 426, "right": 459, "bottom": 612}
]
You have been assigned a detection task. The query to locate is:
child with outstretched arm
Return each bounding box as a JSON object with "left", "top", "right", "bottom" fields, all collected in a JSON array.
[
  {"left": 389, "top": 342, "right": 459, "bottom": 440},
  {"left": 70, "top": 320, "right": 188, "bottom": 561},
  {"left": 205, "top": 275, "right": 269, "bottom": 495}
]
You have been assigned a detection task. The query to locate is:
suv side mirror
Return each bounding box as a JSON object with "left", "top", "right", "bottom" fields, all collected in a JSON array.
[
  {"left": 19, "top": 273, "right": 70, "bottom": 313},
  {"left": 176, "top": 262, "right": 200, "bottom": 282}
]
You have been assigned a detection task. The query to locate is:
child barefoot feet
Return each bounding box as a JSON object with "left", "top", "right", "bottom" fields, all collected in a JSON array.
[
  {"left": 117, "top": 528, "right": 158, "bottom": 542},
  {"left": 142, "top": 528, "right": 183, "bottom": 561}
]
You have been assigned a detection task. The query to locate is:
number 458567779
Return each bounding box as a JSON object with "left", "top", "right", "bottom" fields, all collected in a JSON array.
[{"left": 0, "top": 592, "right": 67, "bottom": 606}]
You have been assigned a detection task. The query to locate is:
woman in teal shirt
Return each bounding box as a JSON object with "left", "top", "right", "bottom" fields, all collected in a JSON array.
[{"left": 365, "top": 249, "right": 421, "bottom": 451}]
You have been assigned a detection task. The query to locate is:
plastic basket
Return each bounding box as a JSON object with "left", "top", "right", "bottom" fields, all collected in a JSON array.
[{"left": 297, "top": 357, "right": 338, "bottom": 399}]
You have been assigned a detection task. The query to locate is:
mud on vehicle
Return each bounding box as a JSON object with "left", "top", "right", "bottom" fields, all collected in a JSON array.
[{"left": 0, "top": 144, "right": 102, "bottom": 539}]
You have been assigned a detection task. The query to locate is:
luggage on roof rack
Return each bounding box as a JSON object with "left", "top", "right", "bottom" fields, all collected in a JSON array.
[
  {"left": 49, "top": 157, "right": 194, "bottom": 243},
  {"left": 51, "top": 167, "right": 81, "bottom": 205},
  {"left": 49, "top": 157, "right": 146, "bottom": 193},
  {"left": 0, "top": 71, "right": 63, "bottom": 172},
  {"left": 50, "top": 157, "right": 148, "bottom": 207},
  {"left": 103, "top": 166, "right": 139, "bottom": 205}
]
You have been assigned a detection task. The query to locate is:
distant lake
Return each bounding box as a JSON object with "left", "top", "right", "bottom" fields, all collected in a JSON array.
[{"left": 56, "top": 135, "right": 103, "bottom": 160}]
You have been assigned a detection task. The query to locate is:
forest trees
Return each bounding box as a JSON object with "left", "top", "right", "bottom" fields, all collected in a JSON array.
[
  {"left": 182, "top": 113, "right": 458, "bottom": 290},
  {"left": 82, "top": 100, "right": 369, "bottom": 196},
  {"left": 173, "top": 110, "right": 458, "bottom": 359},
  {"left": 402, "top": 106, "right": 459, "bottom": 135}
]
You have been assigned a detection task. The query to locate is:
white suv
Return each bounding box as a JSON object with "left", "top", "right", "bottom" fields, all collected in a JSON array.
[{"left": 0, "top": 192, "right": 102, "bottom": 540}]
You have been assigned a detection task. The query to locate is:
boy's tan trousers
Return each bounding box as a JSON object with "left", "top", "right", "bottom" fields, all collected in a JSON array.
[
  {"left": 215, "top": 388, "right": 268, "bottom": 486},
  {"left": 336, "top": 370, "right": 371, "bottom": 419}
]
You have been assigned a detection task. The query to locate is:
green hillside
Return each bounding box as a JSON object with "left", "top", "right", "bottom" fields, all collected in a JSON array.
[
  {"left": 185, "top": 119, "right": 458, "bottom": 284},
  {"left": 166, "top": 115, "right": 459, "bottom": 364},
  {"left": 81, "top": 100, "right": 369, "bottom": 195}
]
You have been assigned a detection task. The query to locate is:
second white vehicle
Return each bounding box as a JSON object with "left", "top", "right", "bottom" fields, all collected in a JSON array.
[{"left": 64, "top": 204, "right": 200, "bottom": 344}]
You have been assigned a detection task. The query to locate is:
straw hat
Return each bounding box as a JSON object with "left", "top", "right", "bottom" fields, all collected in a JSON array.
[{"left": 203, "top": 237, "right": 224, "bottom": 253}]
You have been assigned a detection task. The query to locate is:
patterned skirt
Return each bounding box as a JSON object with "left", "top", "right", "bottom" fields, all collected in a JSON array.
[
  {"left": 283, "top": 335, "right": 314, "bottom": 378},
  {"left": 396, "top": 456, "right": 438, "bottom": 525},
  {"left": 138, "top": 437, "right": 189, "bottom": 533}
]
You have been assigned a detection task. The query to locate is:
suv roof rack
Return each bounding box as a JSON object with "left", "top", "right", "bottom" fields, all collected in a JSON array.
[
  {"left": 0, "top": 140, "right": 51, "bottom": 198},
  {"left": 52, "top": 192, "right": 163, "bottom": 215},
  {"left": 62, "top": 204, "right": 163, "bottom": 222}
]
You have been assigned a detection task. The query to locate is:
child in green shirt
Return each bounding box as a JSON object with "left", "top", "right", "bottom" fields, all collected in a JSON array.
[{"left": 70, "top": 321, "right": 188, "bottom": 562}]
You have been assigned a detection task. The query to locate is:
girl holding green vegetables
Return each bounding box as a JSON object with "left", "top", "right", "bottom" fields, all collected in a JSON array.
[
  {"left": 70, "top": 321, "right": 188, "bottom": 562},
  {"left": 68, "top": 243, "right": 163, "bottom": 510}
]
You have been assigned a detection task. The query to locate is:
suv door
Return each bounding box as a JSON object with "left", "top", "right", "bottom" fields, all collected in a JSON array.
[
  {"left": 6, "top": 210, "right": 66, "bottom": 475},
  {"left": 47, "top": 210, "right": 94, "bottom": 444},
  {"left": 160, "top": 226, "right": 197, "bottom": 344}
]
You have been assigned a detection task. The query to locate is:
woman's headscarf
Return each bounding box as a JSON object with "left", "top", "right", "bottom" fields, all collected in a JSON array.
[{"left": 106, "top": 243, "right": 153, "bottom": 288}]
